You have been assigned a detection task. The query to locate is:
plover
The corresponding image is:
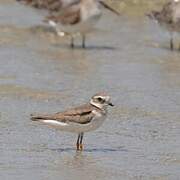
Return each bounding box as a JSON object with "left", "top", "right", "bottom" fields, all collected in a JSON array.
[
  {"left": 17, "top": 0, "right": 120, "bottom": 48},
  {"left": 31, "top": 92, "right": 114, "bottom": 151},
  {"left": 148, "top": 0, "right": 180, "bottom": 50}
]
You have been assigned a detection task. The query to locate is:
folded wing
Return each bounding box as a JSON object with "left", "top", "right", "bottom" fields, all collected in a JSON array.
[
  {"left": 16, "top": 0, "right": 80, "bottom": 12},
  {"left": 45, "top": 3, "right": 81, "bottom": 25},
  {"left": 31, "top": 104, "right": 95, "bottom": 124}
]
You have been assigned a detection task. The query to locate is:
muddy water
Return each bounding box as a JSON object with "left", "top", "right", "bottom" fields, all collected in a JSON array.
[{"left": 0, "top": 0, "right": 180, "bottom": 179}]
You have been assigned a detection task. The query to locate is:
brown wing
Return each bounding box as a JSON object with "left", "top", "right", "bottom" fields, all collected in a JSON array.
[
  {"left": 46, "top": 4, "right": 81, "bottom": 25},
  {"left": 173, "top": 3, "right": 180, "bottom": 28},
  {"left": 160, "top": 2, "right": 174, "bottom": 24},
  {"left": 16, "top": 0, "right": 63, "bottom": 11},
  {"left": 31, "top": 104, "right": 95, "bottom": 124},
  {"left": 147, "top": 2, "right": 172, "bottom": 22},
  {"left": 16, "top": 0, "right": 80, "bottom": 12},
  {"left": 17, "top": 0, "right": 81, "bottom": 25}
]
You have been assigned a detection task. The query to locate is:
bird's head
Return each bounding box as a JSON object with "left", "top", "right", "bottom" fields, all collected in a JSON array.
[{"left": 90, "top": 92, "right": 114, "bottom": 109}]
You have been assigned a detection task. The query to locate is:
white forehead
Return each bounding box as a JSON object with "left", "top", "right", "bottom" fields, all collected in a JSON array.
[
  {"left": 174, "top": 0, "right": 180, "bottom": 2},
  {"left": 94, "top": 95, "right": 105, "bottom": 98},
  {"left": 93, "top": 95, "right": 110, "bottom": 100},
  {"left": 61, "top": 0, "right": 80, "bottom": 6}
]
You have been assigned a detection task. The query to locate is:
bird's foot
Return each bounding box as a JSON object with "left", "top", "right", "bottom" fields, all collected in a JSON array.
[
  {"left": 82, "top": 35, "right": 86, "bottom": 49},
  {"left": 71, "top": 43, "right": 74, "bottom": 49},
  {"left": 79, "top": 144, "right": 83, "bottom": 151},
  {"left": 76, "top": 143, "right": 83, "bottom": 151}
]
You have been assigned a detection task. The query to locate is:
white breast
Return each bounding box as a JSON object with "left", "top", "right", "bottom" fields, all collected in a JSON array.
[
  {"left": 68, "top": 110, "right": 107, "bottom": 133},
  {"left": 81, "top": 2, "right": 102, "bottom": 22}
]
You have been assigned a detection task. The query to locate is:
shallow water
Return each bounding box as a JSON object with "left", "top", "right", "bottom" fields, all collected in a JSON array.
[{"left": 0, "top": 0, "right": 180, "bottom": 179}]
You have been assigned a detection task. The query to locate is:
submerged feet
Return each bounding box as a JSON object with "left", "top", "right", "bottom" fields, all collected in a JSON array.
[
  {"left": 70, "top": 34, "right": 86, "bottom": 49},
  {"left": 170, "top": 37, "right": 174, "bottom": 51},
  {"left": 71, "top": 36, "right": 74, "bottom": 48},
  {"left": 76, "top": 143, "right": 83, "bottom": 151},
  {"left": 82, "top": 35, "right": 86, "bottom": 49},
  {"left": 169, "top": 36, "right": 180, "bottom": 51}
]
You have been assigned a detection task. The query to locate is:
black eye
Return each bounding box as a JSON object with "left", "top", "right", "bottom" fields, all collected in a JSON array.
[
  {"left": 97, "top": 97, "right": 102, "bottom": 101},
  {"left": 97, "top": 97, "right": 105, "bottom": 103}
]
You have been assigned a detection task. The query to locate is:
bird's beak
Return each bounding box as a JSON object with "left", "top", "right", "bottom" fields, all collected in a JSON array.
[
  {"left": 99, "top": 1, "right": 120, "bottom": 15},
  {"left": 108, "top": 102, "right": 114, "bottom": 106}
]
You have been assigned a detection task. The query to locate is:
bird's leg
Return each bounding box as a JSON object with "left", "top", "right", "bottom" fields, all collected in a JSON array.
[
  {"left": 70, "top": 35, "right": 74, "bottom": 48},
  {"left": 76, "top": 134, "right": 81, "bottom": 150},
  {"left": 170, "top": 32, "right": 174, "bottom": 51},
  {"left": 170, "top": 37, "right": 174, "bottom": 50},
  {"left": 79, "top": 132, "right": 84, "bottom": 151},
  {"left": 82, "top": 34, "right": 86, "bottom": 49}
]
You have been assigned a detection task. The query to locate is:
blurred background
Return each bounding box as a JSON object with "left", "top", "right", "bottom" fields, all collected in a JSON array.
[{"left": 0, "top": 0, "right": 180, "bottom": 180}]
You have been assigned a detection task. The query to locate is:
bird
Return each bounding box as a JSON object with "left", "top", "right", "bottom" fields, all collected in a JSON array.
[
  {"left": 16, "top": 0, "right": 120, "bottom": 48},
  {"left": 31, "top": 92, "right": 114, "bottom": 151},
  {"left": 147, "top": 0, "right": 180, "bottom": 50}
]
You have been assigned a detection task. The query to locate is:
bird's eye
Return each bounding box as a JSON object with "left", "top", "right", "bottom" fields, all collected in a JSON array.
[
  {"left": 97, "top": 97, "right": 105, "bottom": 103},
  {"left": 97, "top": 97, "right": 102, "bottom": 101}
]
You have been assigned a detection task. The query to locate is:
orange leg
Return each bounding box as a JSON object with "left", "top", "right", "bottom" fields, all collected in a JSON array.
[
  {"left": 76, "top": 133, "right": 84, "bottom": 151},
  {"left": 79, "top": 143, "right": 83, "bottom": 151},
  {"left": 79, "top": 133, "right": 84, "bottom": 151},
  {"left": 76, "top": 134, "right": 80, "bottom": 151}
]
